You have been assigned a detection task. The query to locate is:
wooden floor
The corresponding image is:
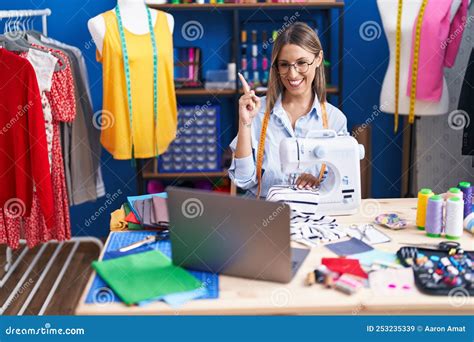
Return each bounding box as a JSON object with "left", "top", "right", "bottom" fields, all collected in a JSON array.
[{"left": 0, "top": 241, "right": 102, "bottom": 315}]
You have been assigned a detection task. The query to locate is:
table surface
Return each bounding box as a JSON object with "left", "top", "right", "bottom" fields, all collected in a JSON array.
[{"left": 76, "top": 198, "right": 474, "bottom": 315}]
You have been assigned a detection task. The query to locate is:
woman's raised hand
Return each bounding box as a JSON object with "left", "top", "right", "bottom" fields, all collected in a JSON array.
[{"left": 238, "top": 73, "right": 261, "bottom": 127}]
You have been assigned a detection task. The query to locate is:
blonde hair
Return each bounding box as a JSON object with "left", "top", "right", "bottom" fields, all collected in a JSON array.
[{"left": 265, "top": 22, "right": 326, "bottom": 115}]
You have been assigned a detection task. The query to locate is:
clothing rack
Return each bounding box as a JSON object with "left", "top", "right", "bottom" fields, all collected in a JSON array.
[
  {"left": 0, "top": 8, "right": 103, "bottom": 316},
  {"left": 0, "top": 8, "right": 51, "bottom": 36}
]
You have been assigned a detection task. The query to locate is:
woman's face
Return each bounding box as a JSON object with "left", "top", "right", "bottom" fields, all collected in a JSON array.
[{"left": 276, "top": 44, "right": 321, "bottom": 97}]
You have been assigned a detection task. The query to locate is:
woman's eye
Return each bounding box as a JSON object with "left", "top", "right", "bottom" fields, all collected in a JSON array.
[{"left": 297, "top": 61, "right": 308, "bottom": 66}]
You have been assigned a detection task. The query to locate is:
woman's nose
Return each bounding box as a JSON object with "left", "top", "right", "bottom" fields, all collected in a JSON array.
[{"left": 288, "top": 66, "right": 299, "bottom": 78}]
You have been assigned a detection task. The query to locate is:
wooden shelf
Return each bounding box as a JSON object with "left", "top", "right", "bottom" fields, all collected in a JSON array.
[
  {"left": 237, "top": 85, "right": 340, "bottom": 95},
  {"left": 177, "top": 86, "right": 339, "bottom": 96},
  {"left": 150, "top": 2, "right": 344, "bottom": 10},
  {"left": 175, "top": 88, "right": 236, "bottom": 96},
  {"left": 142, "top": 170, "right": 228, "bottom": 179}
]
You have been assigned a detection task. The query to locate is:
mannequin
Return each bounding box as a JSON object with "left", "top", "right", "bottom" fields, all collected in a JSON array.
[
  {"left": 378, "top": 0, "right": 462, "bottom": 116},
  {"left": 88, "top": 0, "right": 174, "bottom": 55}
]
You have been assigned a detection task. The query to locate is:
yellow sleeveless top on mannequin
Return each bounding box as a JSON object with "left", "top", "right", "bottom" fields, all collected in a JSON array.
[{"left": 98, "top": 10, "right": 177, "bottom": 160}]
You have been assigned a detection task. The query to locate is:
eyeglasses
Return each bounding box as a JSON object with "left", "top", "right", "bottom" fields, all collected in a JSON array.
[{"left": 274, "top": 57, "right": 317, "bottom": 75}]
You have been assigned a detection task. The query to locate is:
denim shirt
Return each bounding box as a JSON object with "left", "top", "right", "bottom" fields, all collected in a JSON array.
[{"left": 228, "top": 93, "right": 348, "bottom": 198}]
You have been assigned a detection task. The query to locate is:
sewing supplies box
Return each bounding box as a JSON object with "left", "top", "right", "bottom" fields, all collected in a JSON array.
[{"left": 158, "top": 104, "right": 221, "bottom": 173}]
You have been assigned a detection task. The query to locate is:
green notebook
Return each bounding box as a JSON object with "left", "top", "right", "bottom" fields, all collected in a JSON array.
[{"left": 92, "top": 250, "right": 202, "bottom": 305}]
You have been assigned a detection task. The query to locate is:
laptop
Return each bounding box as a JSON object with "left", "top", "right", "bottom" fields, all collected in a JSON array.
[{"left": 167, "top": 187, "right": 309, "bottom": 283}]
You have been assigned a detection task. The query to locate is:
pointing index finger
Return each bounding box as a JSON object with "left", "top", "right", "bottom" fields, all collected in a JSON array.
[{"left": 238, "top": 72, "right": 251, "bottom": 94}]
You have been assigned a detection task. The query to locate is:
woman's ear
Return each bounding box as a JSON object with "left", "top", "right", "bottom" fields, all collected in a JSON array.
[{"left": 316, "top": 50, "right": 323, "bottom": 67}]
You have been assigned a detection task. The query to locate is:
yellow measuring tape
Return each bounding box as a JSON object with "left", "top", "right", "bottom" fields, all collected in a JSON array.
[
  {"left": 256, "top": 102, "right": 329, "bottom": 198},
  {"left": 394, "top": 0, "right": 403, "bottom": 133},
  {"left": 394, "top": 0, "right": 427, "bottom": 132}
]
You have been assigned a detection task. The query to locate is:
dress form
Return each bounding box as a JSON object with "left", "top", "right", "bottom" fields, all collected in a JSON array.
[
  {"left": 378, "top": 0, "right": 462, "bottom": 116},
  {"left": 87, "top": 0, "right": 174, "bottom": 55}
]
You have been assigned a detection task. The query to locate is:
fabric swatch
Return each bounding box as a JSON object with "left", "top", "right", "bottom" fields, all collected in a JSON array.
[
  {"left": 266, "top": 185, "right": 320, "bottom": 213},
  {"left": 92, "top": 250, "right": 202, "bottom": 305},
  {"left": 321, "top": 257, "right": 368, "bottom": 279},
  {"left": 352, "top": 249, "right": 398, "bottom": 268},
  {"left": 152, "top": 196, "right": 169, "bottom": 223},
  {"left": 290, "top": 210, "right": 345, "bottom": 246},
  {"left": 325, "top": 237, "right": 373, "bottom": 256}
]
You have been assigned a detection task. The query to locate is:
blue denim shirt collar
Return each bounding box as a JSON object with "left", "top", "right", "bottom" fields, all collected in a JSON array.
[{"left": 272, "top": 92, "right": 322, "bottom": 119}]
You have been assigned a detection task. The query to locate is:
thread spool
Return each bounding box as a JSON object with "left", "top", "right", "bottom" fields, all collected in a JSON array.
[
  {"left": 416, "top": 188, "right": 433, "bottom": 230},
  {"left": 425, "top": 195, "right": 443, "bottom": 238},
  {"left": 458, "top": 181, "right": 472, "bottom": 218},
  {"left": 446, "top": 187, "right": 463, "bottom": 201},
  {"left": 464, "top": 212, "right": 474, "bottom": 235},
  {"left": 445, "top": 197, "right": 464, "bottom": 240}
]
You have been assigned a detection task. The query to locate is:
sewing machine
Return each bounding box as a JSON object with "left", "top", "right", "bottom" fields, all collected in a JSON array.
[{"left": 279, "top": 130, "right": 365, "bottom": 215}]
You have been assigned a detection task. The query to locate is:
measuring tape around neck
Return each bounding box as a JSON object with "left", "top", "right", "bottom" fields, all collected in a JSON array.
[
  {"left": 115, "top": 5, "right": 159, "bottom": 159},
  {"left": 394, "top": 0, "right": 427, "bottom": 132},
  {"left": 255, "top": 101, "right": 329, "bottom": 198}
]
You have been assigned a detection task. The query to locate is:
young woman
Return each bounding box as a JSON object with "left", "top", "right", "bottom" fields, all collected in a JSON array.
[{"left": 229, "top": 22, "right": 348, "bottom": 198}]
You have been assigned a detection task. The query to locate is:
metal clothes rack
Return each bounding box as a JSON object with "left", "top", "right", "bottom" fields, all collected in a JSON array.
[{"left": 0, "top": 8, "right": 103, "bottom": 316}]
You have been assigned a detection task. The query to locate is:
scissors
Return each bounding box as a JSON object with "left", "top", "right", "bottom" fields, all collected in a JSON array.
[
  {"left": 119, "top": 230, "right": 169, "bottom": 253},
  {"left": 401, "top": 241, "right": 460, "bottom": 251},
  {"left": 347, "top": 224, "right": 372, "bottom": 242}
]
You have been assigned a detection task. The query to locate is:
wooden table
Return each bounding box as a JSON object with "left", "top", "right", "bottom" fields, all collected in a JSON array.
[{"left": 76, "top": 199, "right": 474, "bottom": 315}]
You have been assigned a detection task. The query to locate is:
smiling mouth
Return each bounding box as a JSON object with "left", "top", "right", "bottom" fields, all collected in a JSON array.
[{"left": 287, "top": 78, "right": 304, "bottom": 88}]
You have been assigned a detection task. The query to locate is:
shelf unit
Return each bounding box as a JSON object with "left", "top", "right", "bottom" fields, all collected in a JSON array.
[
  {"left": 152, "top": 2, "right": 344, "bottom": 10},
  {"left": 137, "top": 1, "right": 345, "bottom": 194},
  {"left": 175, "top": 85, "right": 339, "bottom": 97}
]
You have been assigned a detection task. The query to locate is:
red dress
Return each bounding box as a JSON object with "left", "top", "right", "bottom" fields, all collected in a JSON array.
[
  {"left": 0, "top": 45, "right": 76, "bottom": 249},
  {"left": 0, "top": 49, "right": 55, "bottom": 249},
  {"left": 22, "top": 46, "right": 76, "bottom": 247}
]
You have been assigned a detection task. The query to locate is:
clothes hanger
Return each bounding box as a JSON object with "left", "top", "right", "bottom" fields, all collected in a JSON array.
[
  {"left": 0, "top": 14, "right": 29, "bottom": 52},
  {"left": 25, "top": 15, "right": 43, "bottom": 40},
  {"left": 14, "top": 14, "right": 67, "bottom": 72},
  {"left": 25, "top": 33, "right": 66, "bottom": 72}
]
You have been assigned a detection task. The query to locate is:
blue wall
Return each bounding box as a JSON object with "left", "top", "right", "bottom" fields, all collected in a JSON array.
[{"left": 0, "top": 0, "right": 402, "bottom": 238}]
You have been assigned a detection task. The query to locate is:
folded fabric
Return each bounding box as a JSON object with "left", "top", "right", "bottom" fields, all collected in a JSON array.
[
  {"left": 266, "top": 185, "right": 320, "bottom": 214},
  {"left": 152, "top": 196, "right": 169, "bottom": 224},
  {"left": 133, "top": 199, "right": 146, "bottom": 223},
  {"left": 127, "top": 193, "right": 167, "bottom": 220},
  {"left": 290, "top": 210, "right": 345, "bottom": 246},
  {"left": 325, "top": 237, "right": 373, "bottom": 256},
  {"left": 96, "top": 239, "right": 208, "bottom": 308},
  {"left": 144, "top": 198, "right": 154, "bottom": 227},
  {"left": 110, "top": 206, "right": 127, "bottom": 231},
  {"left": 123, "top": 202, "right": 142, "bottom": 230},
  {"left": 92, "top": 250, "right": 202, "bottom": 305},
  {"left": 124, "top": 211, "right": 140, "bottom": 225},
  {"left": 322, "top": 257, "right": 368, "bottom": 279},
  {"left": 352, "top": 249, "right": 398, "bottom": 268}
]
